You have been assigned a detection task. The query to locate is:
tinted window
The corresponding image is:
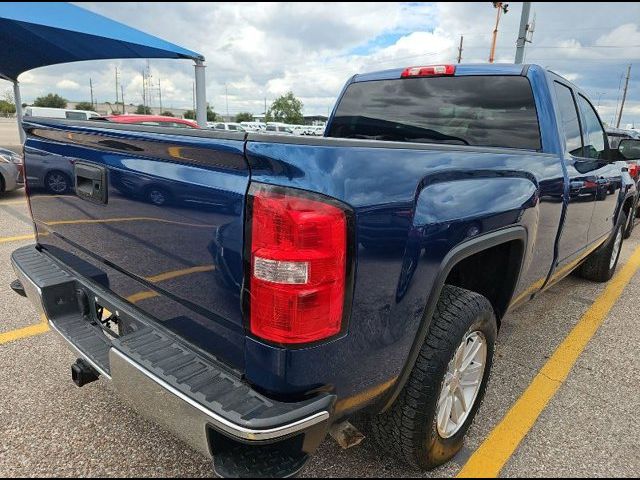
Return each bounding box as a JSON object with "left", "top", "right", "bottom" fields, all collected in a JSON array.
[
  {"left": 328, "top": 75, "right": 541, "bottom": 150},
  {"left": 65, "top": 111, "right": 87, "bottom": 120},
  {"left": 228, "top": 125, "right": 238, "bottom": 130},
  {"left": 553, "top": 83, "right": 583, "bottom": 156},
  {"left": 577, "top": 95, "right": 607, "bottom": 160},
  {"left": 266, "top": 125, "right": 276, "bottom": 132}
]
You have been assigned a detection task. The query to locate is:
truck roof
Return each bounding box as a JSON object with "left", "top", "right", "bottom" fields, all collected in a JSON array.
[{"left": 353, "top": 63, "right": 529, "bottom": 83}]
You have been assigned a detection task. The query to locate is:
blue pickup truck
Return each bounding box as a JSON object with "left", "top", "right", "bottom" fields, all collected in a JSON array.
[{"left": 11, "top": 64, "right": 640, "bottom": 477}]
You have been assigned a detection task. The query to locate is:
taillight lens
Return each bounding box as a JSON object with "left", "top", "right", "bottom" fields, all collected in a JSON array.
[{"left": 248, "top": 185, "right": 348, "bottom": 344}]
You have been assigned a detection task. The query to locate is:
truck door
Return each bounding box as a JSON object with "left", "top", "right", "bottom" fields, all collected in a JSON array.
[
  {"left": 553, "top": 81, "right": 597, "bottom": 265},
  {"left": 575, "top": 94, "right": 619, "bottom": 243}
]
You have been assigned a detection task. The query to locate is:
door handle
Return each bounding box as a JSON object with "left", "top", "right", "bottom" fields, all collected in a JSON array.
[{"left": 75, "top": 162, "right": 107, "bottom": 204}]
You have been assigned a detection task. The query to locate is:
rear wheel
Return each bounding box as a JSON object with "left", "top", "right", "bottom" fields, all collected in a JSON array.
[
  {"left": 578, "top": 212, "right": 626, "bottom": 282},
  {"left": 146, "top": 186, "right": 171, "bottom": 206},
  {"left": 45, "top": 171, "right": 71, "bottom": 194},
  {"left": 370, "top": 285, "right": 496, "bottom": 470},
  {"left": 624, "top": 206, "right": 635, "bottom": 239}
]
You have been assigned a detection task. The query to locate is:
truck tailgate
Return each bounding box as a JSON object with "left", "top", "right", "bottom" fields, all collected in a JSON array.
[{"left": 23, "top": 120, "right": 249, "bottom": 370}]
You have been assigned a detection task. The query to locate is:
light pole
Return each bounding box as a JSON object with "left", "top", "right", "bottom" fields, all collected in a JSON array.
[{"left": 489, "top": 2, "right": 509, "bottom": 63}]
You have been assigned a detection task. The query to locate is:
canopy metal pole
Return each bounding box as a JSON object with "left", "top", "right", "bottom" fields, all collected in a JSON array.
[
  {"left": 194, "top": 59, "right": 207, "bottom": 127},
  {"left": 13, "top": 81, "right": 25, "bottom": 144}
]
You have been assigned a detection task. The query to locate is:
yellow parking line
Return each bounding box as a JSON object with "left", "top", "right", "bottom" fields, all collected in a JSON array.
[
  {"left": 0, "top": 314, "right": 49, "bottom": 346},
  {"left": 145, "top": 265, "right": 214, "bottom": 283},
  {"left": 126, "top": 290, "right": 159, "bottom": 303},
  {"left": 0, "top": 199, "right": 27, "bottom": 206},
  {"left": 457, "top": 245, "right": 640, "bottom": 478},
  {"left": 0, "top": 234, "right": 35, "bottom": 244},
  {"left": 128, "top": 264, "right": 215, "bottom": 303}
]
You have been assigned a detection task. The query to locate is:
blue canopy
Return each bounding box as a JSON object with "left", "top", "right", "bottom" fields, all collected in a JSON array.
[{"left": 0, "top": 2, "right": 204, "bottom": 81}]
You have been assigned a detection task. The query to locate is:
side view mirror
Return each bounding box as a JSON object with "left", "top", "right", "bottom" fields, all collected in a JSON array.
[{"left": 618, "top": 139, "right": 640, "bottom": 160}]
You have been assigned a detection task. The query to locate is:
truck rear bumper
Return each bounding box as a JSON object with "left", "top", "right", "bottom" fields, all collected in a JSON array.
[{"left": 11, "top": 245, "right": 333, "bottom": 476}]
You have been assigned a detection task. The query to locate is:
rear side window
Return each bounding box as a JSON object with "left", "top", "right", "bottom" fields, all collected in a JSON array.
[
  {"left": 327, "top": 75, "right": 541, "bottom": 150},
  {"left": 553, "top": 82, "right": 583, "bottom": 157}
]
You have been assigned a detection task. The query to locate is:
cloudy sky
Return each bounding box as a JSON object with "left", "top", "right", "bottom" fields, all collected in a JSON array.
[{"left": 3, "top": 2, "right": 639, "bottom": 126}]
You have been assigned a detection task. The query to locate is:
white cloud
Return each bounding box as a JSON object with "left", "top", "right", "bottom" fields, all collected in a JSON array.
[
  {"left": 56, "top": 79, "right": 80, "bottom": 90},
  {"left": 3, "top": 2, "right": 636, "bottom": 125}
]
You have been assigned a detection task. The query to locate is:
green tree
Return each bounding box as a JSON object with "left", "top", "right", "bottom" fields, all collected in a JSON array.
[
  {"left": 0, "top": 91, "right": 16, "bottom": 116},
  {"left": 266, "top": 92, "right": 303, "bottom": 124},
  {"left": 135, "top": 104, "right": 152, "bottom": 114},
  {"left": 207, "top": 106, "right": 218, "bottom": 122},
  {"left": 0, "top": 100, "right": 16, "bottom": 116},
  {"left": 74, "top": 102, "right": 94, "bottom": 111},
  {"left": 33, "top": 93, "right": 68, "bottom": 108},
  {"left": 161, "top": 111, "right": 175, "bottom": 117},
  {"left": 184, "top": 107, "right": 218, "bottom": 122},
  {"left": 235, "top": 112, "right": 254, "bottom": 123}
]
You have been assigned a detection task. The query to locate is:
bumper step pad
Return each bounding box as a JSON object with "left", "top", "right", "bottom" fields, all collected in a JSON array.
[{"left": 11, "top": 245, "right": 334, "bottom": 478}]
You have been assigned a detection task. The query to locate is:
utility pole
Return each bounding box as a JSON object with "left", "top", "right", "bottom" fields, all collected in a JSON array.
[
  {"left": 264, "top": 97, "right": 267, "bottom": 120},
  {"left": 457, "top": 36, "right": 464, "bottom": 63},
  {"left": 225, "top": 83, "right": 229, "bottom": 121},
  {"left": 142, "top": 70, "right": 146, "bottom": 111},
  {"left": 489, "top": 2, "right": 509, "bottom": 63},
  {"left": 89, "top": 78, "right": 94, "bottom": 109},
  {"left": 192, "top": 81, "right": 196, "bottom": 115},
  {"left": 120, "top": 84, "right": 125, "bottom": 114},
  {"left": 616, "top": 64, "right": 632, "bottom": 128},
  {"left": 158, "top": 78, "right": 163, "bottom": 113},
  {"left": 515, "top": 2, "right": 531, "bottom": 64},
  {"left": 115, "top": 67, "right": 120, "bottom": 109}
]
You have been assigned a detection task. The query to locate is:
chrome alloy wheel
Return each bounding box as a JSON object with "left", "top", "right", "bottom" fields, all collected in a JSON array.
[
  {"left": 610, "top": 228, "right": 623, "bottom": 270},
  {"left": 436, "top": 330, "right": 487, "bottom": 439},
  {"left": 47, "top": 173, "right": 68, "bottom": 193}
]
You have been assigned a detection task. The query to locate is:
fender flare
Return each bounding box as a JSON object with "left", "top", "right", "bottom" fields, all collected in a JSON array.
[{"left": 380, "top": 225, "right": 527, "bottom": 412}]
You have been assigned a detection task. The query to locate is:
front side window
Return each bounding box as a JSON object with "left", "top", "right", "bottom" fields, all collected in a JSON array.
[{"left": 577, "top": 95, "right": 607, "bottom": 160}]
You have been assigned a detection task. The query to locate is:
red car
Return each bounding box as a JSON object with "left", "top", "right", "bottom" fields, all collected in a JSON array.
[{"left": 101, "top": 114, "right": 199, "bottom": 129}]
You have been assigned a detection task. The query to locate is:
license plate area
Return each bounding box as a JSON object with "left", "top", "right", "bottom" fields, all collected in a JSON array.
[{"left": 82, "top": 289, "right": 143, "bottom": 340}]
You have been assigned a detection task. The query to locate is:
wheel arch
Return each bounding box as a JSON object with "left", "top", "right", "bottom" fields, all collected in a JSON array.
[{"left": 380, "top": 226, "right": 527, "bottom": 412}]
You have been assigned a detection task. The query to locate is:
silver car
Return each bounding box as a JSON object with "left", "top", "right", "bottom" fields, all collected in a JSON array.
[{"left": 0, "top": 147, "right": 23, "bottom": 193}]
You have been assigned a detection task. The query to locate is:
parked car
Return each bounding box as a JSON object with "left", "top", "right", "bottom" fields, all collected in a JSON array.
[
  {"left": 209, "top": 122, "right": 246, "bottom": 132},
  {"left": 607, "top": 127, "right": 640, "bottom": 232},
  {"left": 24, "top": 106, "right": 99, "bottom": 120},
  {"left": 101, "top": 114, "right": 199, "bottom": 128},
  {"left": 12, "top": 63, "right": 638, "bottom": 478},
  {"left": 240, "top": 121, "right": 266, "bottom": 132},
  {"left": 0, "top": 147, "right": 23, "bottom": 193},
  {"left": 265, "top": 122, "right": 293, "bottom": 134}
]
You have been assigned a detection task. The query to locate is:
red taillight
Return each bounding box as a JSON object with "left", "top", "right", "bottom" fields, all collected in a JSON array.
[
  {"left": 248, "top": 185, "right": 348, "bottom": 344},
  {"left": 628, "top": 163, "right": 639, "bottom": 179},
  {"left": 401, "top": 64, "right": 455, "bottom": 78}
]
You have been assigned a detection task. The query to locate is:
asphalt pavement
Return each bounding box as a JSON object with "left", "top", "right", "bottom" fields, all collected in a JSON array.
[{"left": 1, "top": 186, "right": 639, "bottom": 477}]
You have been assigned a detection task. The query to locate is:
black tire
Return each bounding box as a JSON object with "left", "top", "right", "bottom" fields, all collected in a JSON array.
[
  {"left": 370, "top": 285, "right": 497, "bottom": 471},
  {"left": 145, "top": 186, "right": 171, "bottom": 206},
  {"left": 624, "top": 206, "right": 635, "bottom": 239},
  {"left": 578, "top": 212, "right": 626, "bottom": 282},
  {"left": 0, "top": 174, "right": 5, "bottom": 193},
  {"left": 44, "top": 170, "right": 71, "bottom": 194}
]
